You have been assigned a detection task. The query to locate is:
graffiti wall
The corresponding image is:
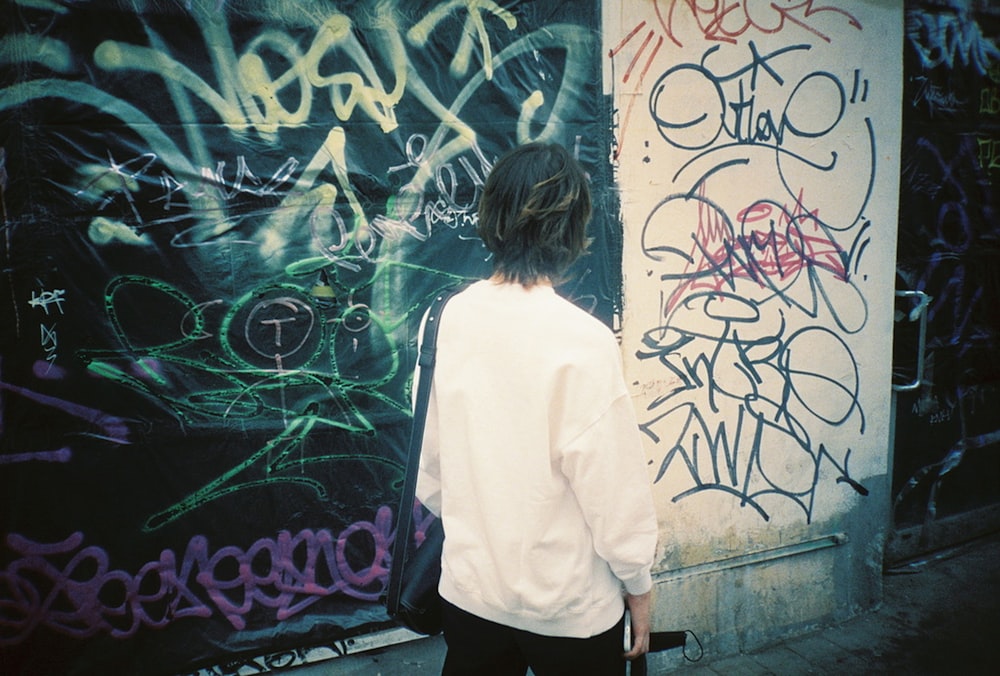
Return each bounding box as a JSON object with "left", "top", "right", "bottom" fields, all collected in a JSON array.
[
  {"left": 608, "top": 0, "right": 902, "bottom": 567},
  {"left": 893, "top": 0, "right": 1000, "bottom": 541},
  {"left": 0, "top": 1, "right": 613, "bottom": 673}
]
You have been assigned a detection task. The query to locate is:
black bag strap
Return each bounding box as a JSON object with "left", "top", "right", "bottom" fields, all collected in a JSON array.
[{"left": 385, "top": 283, "right": 465, "bottom": 616}]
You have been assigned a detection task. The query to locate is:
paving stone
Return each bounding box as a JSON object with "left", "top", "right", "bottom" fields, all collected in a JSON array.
[
  {"left": 749, "top": 645, "right": 819, "bottom": 674},
  {"left": 785, "top": 633, "right": 871, "bottom": 672},
  {"left": 666, "top": 665, "right": 724, "bottom": 676},
  {"left": 821, "top": 613, "right": 904, "bottom": 658},
  {"left": 702, "top": 654, "right": 776, "bottom": 675}
]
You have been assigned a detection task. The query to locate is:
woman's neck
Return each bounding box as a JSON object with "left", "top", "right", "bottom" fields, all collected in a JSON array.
[{"left": 489, "top": 273, "right": 553, "bottom": 288}]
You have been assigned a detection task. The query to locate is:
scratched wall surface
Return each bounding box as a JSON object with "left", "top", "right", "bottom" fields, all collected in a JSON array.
[
  {"left": 893, "top": 0, "right": 1000, "bottom": 534},
  {"left": 0, "top": 1, "right": 612, "bottom": 673},
  {"left": 607, "top": 1, "right": 902, "bottom": 565}
]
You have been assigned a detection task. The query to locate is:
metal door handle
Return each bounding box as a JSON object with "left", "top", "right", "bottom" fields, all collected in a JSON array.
[{"left": 893, "top": 290, "right": 931, "bottom": 392}]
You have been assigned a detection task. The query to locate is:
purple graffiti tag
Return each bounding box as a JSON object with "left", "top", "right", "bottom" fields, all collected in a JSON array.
[
  {"left": 0, "top": 507, "right": 407, "bottom": 645},
  {"left": 0, "top": 447, "right": 73, "bottom": 465},
  {"left": 0, "top": 379, "right": 131, "bottom": 445}
]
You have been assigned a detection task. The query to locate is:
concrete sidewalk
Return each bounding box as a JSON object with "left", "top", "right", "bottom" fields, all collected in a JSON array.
[{"left": 290, "top": 530, "right": 1000, "bottom": 674}]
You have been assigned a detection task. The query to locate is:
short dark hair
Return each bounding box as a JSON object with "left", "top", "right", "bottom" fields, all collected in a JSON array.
[{"left": 477, "top": 142, "right": 592, "bottom": 286}]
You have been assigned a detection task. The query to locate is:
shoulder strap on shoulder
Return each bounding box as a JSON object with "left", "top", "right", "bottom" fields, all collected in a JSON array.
[{"left": 384, "top": 281, "right": 467, "bottom": 615}]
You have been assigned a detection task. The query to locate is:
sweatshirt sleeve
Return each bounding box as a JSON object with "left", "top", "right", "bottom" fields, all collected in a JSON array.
[
  {"left": 414, "top": 385, "right": 442, "bottom": 516},
  {"left": 558, "top": 392, "right": 658, "bottom": 596}
]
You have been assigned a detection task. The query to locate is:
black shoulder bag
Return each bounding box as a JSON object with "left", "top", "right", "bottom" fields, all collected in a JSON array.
[{"left": 383, "top": 285, "right": 463, "bottom": 636}]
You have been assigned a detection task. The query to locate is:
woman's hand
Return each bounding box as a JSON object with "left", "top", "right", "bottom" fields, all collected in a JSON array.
[{"left": 623, "top": 591, "right": 651, "bottom": 660}]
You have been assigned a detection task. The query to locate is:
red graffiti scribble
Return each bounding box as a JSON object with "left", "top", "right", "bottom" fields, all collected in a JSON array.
[
  {"left": 655, "top": 0, "right": 862, "bottom": 47},
  {"left": 608, "top": 21, "right": 665, "bottom": 160},
  {"left": 662, "top": 187, "right": 848, "bottom": 315}
]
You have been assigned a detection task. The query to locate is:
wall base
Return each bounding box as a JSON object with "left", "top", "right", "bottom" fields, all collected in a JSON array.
[{"left": 886, "top": 503, "right": 1000, "bottom": 565}]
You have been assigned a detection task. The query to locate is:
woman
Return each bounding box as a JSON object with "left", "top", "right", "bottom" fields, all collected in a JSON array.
[{"left": 416, "top": 142, "right": 658, "bottom": 675}]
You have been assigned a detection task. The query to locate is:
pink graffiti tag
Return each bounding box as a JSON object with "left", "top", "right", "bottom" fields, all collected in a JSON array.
[{"left": 651, "top": 187, "right": 848, "bottom": 316}]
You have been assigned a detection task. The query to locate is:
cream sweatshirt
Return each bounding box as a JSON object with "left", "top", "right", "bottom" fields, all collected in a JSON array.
[{"left": 415, "top": 280, "right": 658, "bottom": 638}]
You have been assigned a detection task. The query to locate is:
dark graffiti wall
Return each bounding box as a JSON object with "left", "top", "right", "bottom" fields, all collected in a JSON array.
[
  {"left": 0, "top": 1, "right": 612, "bottom": 673},
  {"left": 895, "top": 0, "right": 1000, "bottom": 534}
]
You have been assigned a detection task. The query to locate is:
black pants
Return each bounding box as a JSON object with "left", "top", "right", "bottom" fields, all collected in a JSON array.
[{"left": 440, "top": 599, "right": 626, "bottom": 676}]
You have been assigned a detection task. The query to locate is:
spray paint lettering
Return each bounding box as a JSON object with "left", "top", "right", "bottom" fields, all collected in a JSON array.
[
  {"left": 654, "top": 0, "right": 861, "bottom": 47},
  {"left": 906, "top": 4, "right": 1000, "bottom": 77},
  {"left": 1, "top": 2, "right": 607, "bottom": 665},
  {"left": 0, "top": 504, "right": 437, "bottom": 643},
  {"left": 613, "top": 7, "right": 877, "bottom": 522},
  {"left": 72, "top": 275, "right": 418, "bottom": 530},
  {"left": 894, "top": 2, "right": 1000, "bottom": 536},
  {"left": 901, "top": 136, "right": 990, "bottom": 358},
  {"left": 647, "top": 40, "right": 873, "bottom": 213},
  {"left": 611, "top": 2, "right": 863, "bottom": 158}
]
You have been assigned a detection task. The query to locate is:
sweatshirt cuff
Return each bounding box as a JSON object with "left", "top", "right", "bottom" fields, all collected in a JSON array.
[{"left": 621, "top": 570, "right": 653, "bottom": 596}]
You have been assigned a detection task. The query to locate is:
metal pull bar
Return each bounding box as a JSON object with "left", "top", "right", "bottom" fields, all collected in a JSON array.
[{"left": 893, "top": 290, "right": 931, "bottom": 392}]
